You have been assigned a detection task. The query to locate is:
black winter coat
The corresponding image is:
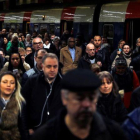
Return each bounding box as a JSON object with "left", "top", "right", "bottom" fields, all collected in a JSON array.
[
  {"left": 78, "top": 54, "right": 97, "bottom": 70},
  {"left": 96, "top": 47, "right": 111, "bottom": 71},
  {"left": 25, "top": 52, "right": 35, "bottom": 68},
  {"left": 129, "top": 86, "right": 140, "bottom": 112},
  {"left": 97, "top": 92, "right": 127, "bottom": 124},
  {"left": 130, "top": 54, "right": 140, "bottom": 80},
  {"left": 111, "top": 67, "right": 133, "bottom": 92},
  {"left": 110, "top": 49, "right": 118, "bottom": 64},
  {"left": 21, "top": 72, "right": 63, "bottom": 130},
  {"left": 30, "top": 109, "right": 127, "bottom": 140}
]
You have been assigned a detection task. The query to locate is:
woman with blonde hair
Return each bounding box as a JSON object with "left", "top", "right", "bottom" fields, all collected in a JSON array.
[{"left": 0, "top": 71, "right": 28, "bottom": 140}]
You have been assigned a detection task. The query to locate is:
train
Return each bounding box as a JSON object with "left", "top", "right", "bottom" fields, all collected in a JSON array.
[{"left": 0, "top": 1, "right": 140, "bottom": 50}]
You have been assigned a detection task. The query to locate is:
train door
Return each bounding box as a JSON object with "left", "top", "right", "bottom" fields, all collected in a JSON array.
[
  {"left": 23, "top": 21, "right": 30, "bottom": 35},
  {"left": 125, "top": 19, "right": 140, "bottom": 49},
  {"left": 60, "top": 20, "right": 73, "bottom": 36}
]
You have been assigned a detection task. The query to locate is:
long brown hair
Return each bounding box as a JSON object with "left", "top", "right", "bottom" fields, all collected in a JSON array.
[{"left": 98, "top": 71, "right": 119, "bottom": 96}]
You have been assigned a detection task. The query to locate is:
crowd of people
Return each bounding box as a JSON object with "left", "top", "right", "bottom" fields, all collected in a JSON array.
[{"left": 0, "top": 28, "right": 140, "bottom": 140}]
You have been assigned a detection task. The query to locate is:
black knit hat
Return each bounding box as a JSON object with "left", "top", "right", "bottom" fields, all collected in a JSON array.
[
  {"left": 61, "top": 69, "right": 101, "bottom": 92},
  {"left": 115, "top": 56, "right": 127, "bottom": 66}
]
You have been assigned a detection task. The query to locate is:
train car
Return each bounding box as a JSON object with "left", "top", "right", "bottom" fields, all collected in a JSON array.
[
  {"left": 0, "top": 5, "right": 95, "bottom": 43},
  {"left": 99, "top": 1, "right": 140, "bottom": 49},
  {"left": 0, "top": 1, "right": 140, "bottom": 50}
]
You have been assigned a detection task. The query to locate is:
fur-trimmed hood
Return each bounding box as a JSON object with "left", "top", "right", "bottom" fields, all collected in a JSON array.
[{"left": 0, "top": 95, "right": 21, "bottom": 140}]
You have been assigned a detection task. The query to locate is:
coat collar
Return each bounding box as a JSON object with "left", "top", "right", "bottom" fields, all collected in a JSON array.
[
  {"left": 55, "top": 108, "right": 107, "bottom": 138},
  {"left": 63, "top": 46, "right": 80, "bottom": 61}
]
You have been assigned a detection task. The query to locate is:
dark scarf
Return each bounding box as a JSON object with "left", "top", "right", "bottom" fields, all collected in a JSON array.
[
  {"left": 86, "top": 54, "right": 95, "bottom": 60},
  {"left": 0, "top": 96, "right": 21, "bottom": 140},
  {"left": 100, "top": 92, "right": 114, "bottom": 108}
]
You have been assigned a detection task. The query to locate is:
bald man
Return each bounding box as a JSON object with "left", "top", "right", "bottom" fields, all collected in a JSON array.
[{"left": 78, "top": 43, "right": 101, "bottom": 69}]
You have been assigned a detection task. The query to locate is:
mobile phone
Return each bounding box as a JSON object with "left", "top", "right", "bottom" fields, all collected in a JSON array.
[
  {"left": 119, "top": 48, "right": 122, "bottom": 51},
  {"left": 13, "top": 69, "right": 18, "bottom": 75}
]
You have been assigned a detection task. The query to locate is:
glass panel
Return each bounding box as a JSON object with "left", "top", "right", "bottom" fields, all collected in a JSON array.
[
  {"left": 49, "top": 24, "right": 55, "bottom": 34},
  {"left": 103, "top": 24, "right": 114, "bottom": 47},
  {"left": 40, "top": 24, "right": 47, "bottom": 35}
]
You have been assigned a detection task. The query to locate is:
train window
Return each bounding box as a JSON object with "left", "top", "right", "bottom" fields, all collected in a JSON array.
[
  {"left": 4, "top": 23, "right": 10, "bottom": 32},
  {"left": 11, "top": 24, "right": 16, "bottom": 32},
  {"left": 49, "top": 24, "right": 55, "bottom": 34},
  {"left": 40, "top": 24, "right": 47, "bottom": 35},
  {"left": 103, "top": 24, "right": 114, "bottom": 46},
  {"left": 34, "top": 24, "right": 39, "bottom": 32}
]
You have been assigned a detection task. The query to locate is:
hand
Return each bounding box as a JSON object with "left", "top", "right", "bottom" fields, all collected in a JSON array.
[
  {"left": 29, "top": 129, "right": 34, "bottom": 135},
  {"left": 117, "top": 51, "right": 121, "bottom": 55},
  {"left": 97, "top": 61, "right": 102, "bottom": 67}
]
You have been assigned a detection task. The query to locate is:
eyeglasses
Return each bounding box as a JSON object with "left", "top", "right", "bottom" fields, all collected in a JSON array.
[{"left": 33, "top": 42, "right": 42, "bottom": 45}]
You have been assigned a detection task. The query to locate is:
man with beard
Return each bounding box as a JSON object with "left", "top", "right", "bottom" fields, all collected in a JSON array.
[
  {"left": 111, "top": 57, "right": 139, "bottom": 109},
  {"left": 78, "top": 43, "right": 101, "bottom": 70},
  {"left": 94, "top": 35, "right": 111, "bottom": 71},
  {"left": 31, "top": 69, "right": 127, "bottom": 140}
]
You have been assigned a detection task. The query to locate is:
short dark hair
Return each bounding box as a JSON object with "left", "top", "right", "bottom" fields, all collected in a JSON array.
[
  {"left": 0, "top": 48, "right": 5, "bottom": 55},
  {"left": 122, "top": 43, "right": 131, "bottom": 49},
  {"left": 43, "top": 37, "right": 51, "bottom": 43}
]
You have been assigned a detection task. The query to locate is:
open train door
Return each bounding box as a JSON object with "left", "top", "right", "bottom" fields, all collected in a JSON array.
[
  {"left": 23, "top": 11, "right": 32, "bottom": 35},
  {"left": 60, "top": 20, "right": 73, "bottom": 36},
  {"left": 124, "top": 1, "right": 140, "bottom": 49},
  {"left": 23, "top": 21, "right": 30, "bottom": 35},
  {"left": 125, "top": 19, "right": 140, "bottom": 50},
  {"left": 60, "top": 7, "right": 76, "bottom": 37}
]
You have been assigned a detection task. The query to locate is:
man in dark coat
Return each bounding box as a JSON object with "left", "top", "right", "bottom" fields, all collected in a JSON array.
[
  {"left": 0, "top": 29, "right": 7, "bottom": 48},
  {"left": 25, "top": 37, "right": 44, "bottom": 68},
  {"left": 111, "top": 57, "right": 139, "bottom": 109},
  {"left": 129, "top": 86, "right": 140, "bottom": 112},
  {"left": 78, "top": 43, "right": 99, "bottom": 70},
  {"left": 31, "top": 69, "right": 127, "bottom": 140},
  {"left": 122, "top": 107, "right": 140, "bottom": 140},
  {"left": 93, "top": 35, "right": 111, "bottom": 71},
  {"left": 22, "top": 53, "right": 63, "bottom": 135},
  {"left": 21, "top": 49, "right": 47, "bottom": 87}
]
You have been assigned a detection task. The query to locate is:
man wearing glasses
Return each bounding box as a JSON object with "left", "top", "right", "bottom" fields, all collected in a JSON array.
[
  {"left": 21, "top": 49, "right": 47, "bottom": 87},
  {"left": 31, "top": 69, "right": 127, "bottom": 140},
  {"left": 25, "top": 37, "right": 44, "bottom": 68}
]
